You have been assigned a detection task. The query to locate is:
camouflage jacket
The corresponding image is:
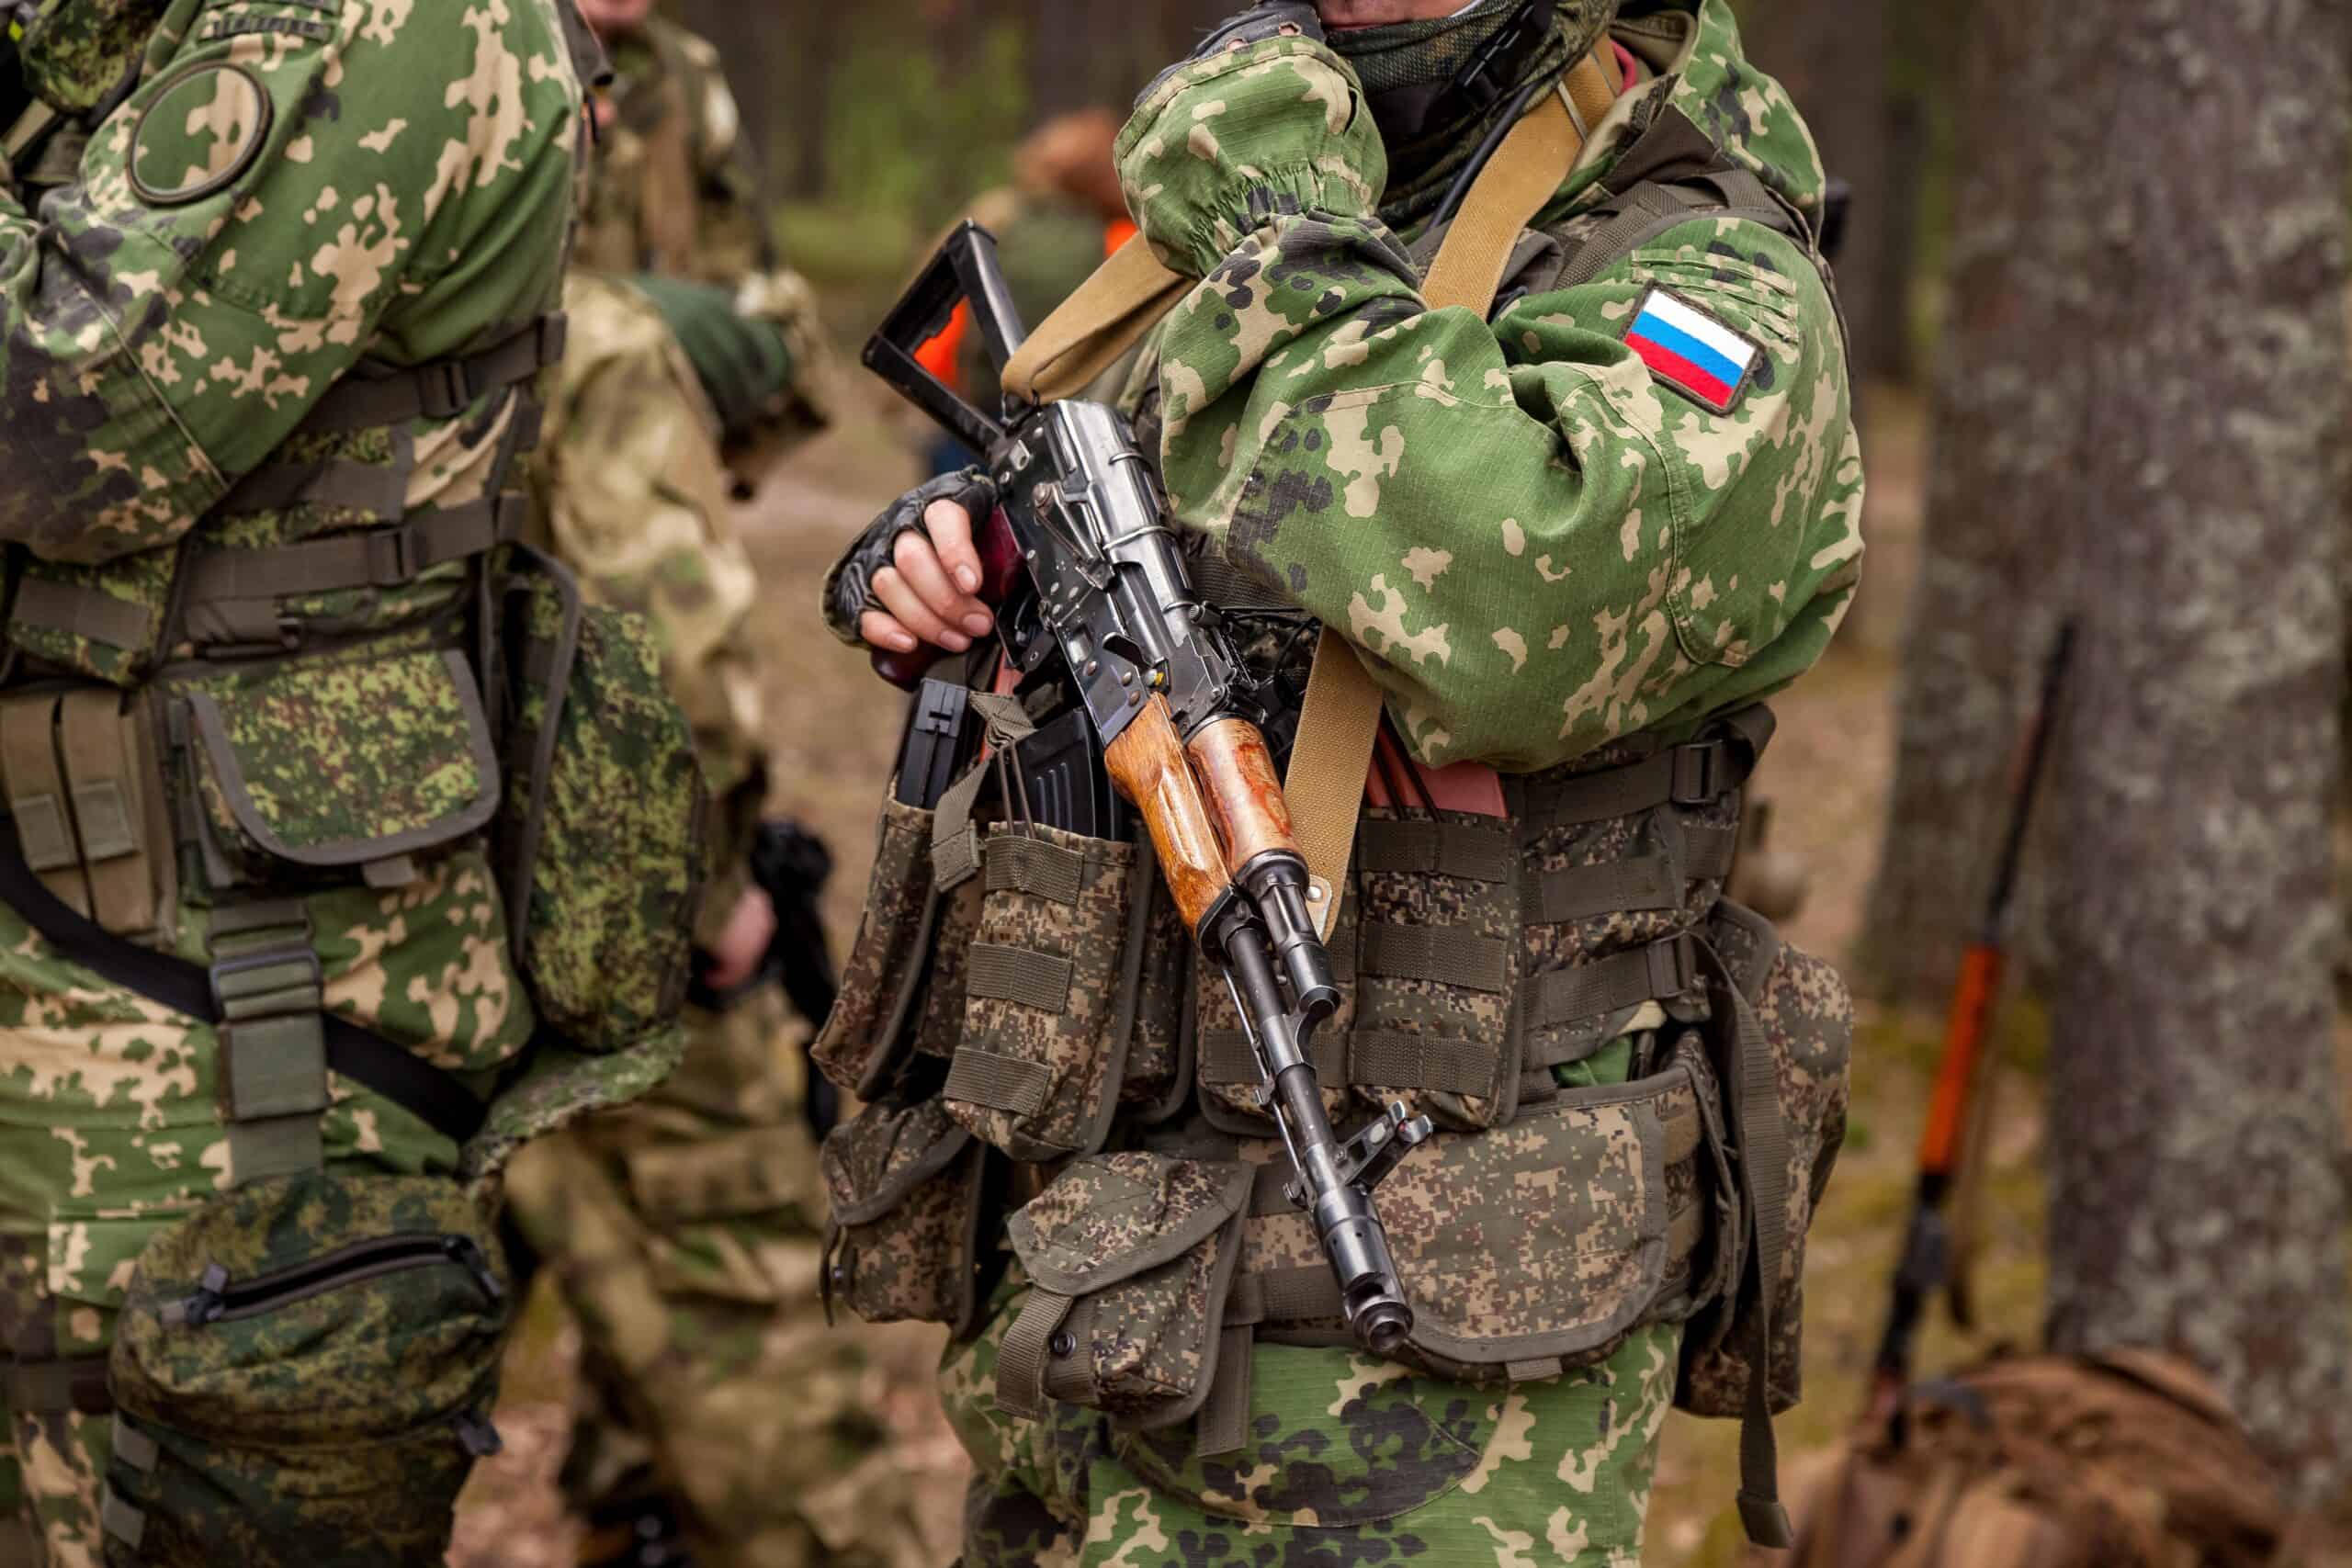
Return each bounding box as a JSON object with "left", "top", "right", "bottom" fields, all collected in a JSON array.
[
  {"left": 0, "top": 0, "right": 584, "bottom": 570},
  {"left": 1116, "top": 0, "right": 1864, "bottom": 772},
  {"left": 572, "top": 12, "right": 831, "bottom": 463}
]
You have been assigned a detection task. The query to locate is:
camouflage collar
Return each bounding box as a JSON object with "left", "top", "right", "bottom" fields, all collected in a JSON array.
[{"left": 1543, "top": 0, "right": 1828, "bottom": 230}]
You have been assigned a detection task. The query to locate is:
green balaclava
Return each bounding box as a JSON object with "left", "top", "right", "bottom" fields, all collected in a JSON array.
[
  {"left": 17, "top": 0, "right": 166, "bottom": 116},
  {"left": 1329, "top": 0, "right": 1618, "bottom": 232}
]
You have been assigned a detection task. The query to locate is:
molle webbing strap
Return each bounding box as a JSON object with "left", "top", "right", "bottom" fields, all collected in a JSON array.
[
  {"left": 1519, "top": 735, "right": 1750, "bottom": 829},
  {"left": 1701, "top": 933, "right": 1792, "bottom": 1549},
  {"left": 110, "top": 1413, "right": 158, "bottom": 1474},
  {"left": 10, "top": 577, "right": 153, "bottom": 650},
  {"left": 294, "top": 315, "right": 569, "bottom": 434},
  {"left": 943, "top": 1049, "right": 1053, "bottom": 1119},
  {"left": 984, "top": 835, "right": 1086, "bottom": 906},
  {"left": 966, "top": 942, "right": 1074, "bottom": 1013},
  {"left": 1195, "top": 1027, "right": 1495, "bottom": 1099},
  {"left": 1358, "top": 922, "right": 1509, "bottom": 992},
  {"left": 56, "top": 689, "right": 163, "bottom": 939},
  {"left": 215, "top": 452, "right": 412, "bottom": 519},
  {"left": 1355, "top": 818, "right": 1514, "bottom": 883},
  {"left": 182, "top": 494, "right": 528, "bottom": 605},
  {"left": 1528, "top": 931, "right": 1698, "bottom": 1030},
  {"left": 210, "top": 898, "right": 329, "bottom": 1183},
  {"left": 1196, "top": 1325, "right": 1256, "bottom": 1456},
  {"left": 1521, "top": 856, "right": 1680, "bottom": 924},
  {"left": 99, "top": 1488, "right": 147, "bottom": 1551},
  {"left": 0, "top": 819, "right": 488, "bottom": 1145},
  {"left": 0, "top": 693, "right": 90, "bottom": 915},
  {"left": 1, "top": 1354, "right": 112, "bottom": 1415},
  {"left": 993, "top": 1286, "right": 1075, "bottom": 1420}
]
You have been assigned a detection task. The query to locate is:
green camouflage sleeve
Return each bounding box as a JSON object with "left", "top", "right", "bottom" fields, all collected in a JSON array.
[
  {"left": 1116, "top": 40, "right": 1862, "bottom": 772},
  {"left": 0, "top": 0, "right": 584, "bottom": 564}
]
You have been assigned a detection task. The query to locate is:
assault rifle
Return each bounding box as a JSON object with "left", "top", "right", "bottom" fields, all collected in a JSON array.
[
  {"left": 1869, "top": 620, "right": 2075, "bottom": 1416},
  {"left": 862, "top": 222, "right": 1431, "bottom": 1355}
]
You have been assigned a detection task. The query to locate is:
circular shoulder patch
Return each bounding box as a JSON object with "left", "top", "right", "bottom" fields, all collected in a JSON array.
[{"left": 129, "top": 63, "right": 274, "bottom": 209}]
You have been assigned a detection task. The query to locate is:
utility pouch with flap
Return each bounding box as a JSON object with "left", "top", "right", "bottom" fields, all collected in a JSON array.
[
  {"left": 166, "top": 645, "right": 501, "bottom": 895},
  {"left": 996, "top": 1152, "right": 1252, "bottom": 1429},
  {"left": 820, "top": 1097, "right": 993, "bottom": 1337}
]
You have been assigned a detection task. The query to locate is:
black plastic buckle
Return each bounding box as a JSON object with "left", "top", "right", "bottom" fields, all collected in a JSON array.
[
  {"left": 416, "top": 359, "right": 475, "bottom": 421},
  {"left": 1449, "top": 0, "right": 1553, "bottom": 115},
  {"left": 1644, "top": 933, "right": 1698, "bottom": 1000},
  {"left": 1668, "top": 741, "right": 1726, "bottom": 807},
  {"left": 207, "top": 942, "right": 323, "bottom": 1021}
]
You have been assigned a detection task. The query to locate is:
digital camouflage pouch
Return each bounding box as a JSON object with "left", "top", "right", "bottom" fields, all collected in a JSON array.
[
  {"left": 499, "top": 547, "right": 707, "bottom": 1054},
  {"left": 103, "top": 1169, "right": 511, "bottom": 1568}
]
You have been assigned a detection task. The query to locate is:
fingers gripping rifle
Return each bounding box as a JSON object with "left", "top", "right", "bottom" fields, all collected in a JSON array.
[{"left": 863, "top": 223, "right": 1431, "bottom": 1354}]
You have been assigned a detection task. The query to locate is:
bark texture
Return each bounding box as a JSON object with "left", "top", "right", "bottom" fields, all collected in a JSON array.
[
  {"left": 1855, "top": 0, "right": 2073, "bottom": 1002},
  {"left": 2022, "top": 0, "right": 2351, "bottom": 1508},
  {"left": 1741, "top": 0, "right": 1901, "bottom": 382}
]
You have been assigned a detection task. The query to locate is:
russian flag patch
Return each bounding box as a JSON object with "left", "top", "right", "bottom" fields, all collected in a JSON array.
[{"left": 1623, "top": 288, "right": 1763, "bottom": 415}]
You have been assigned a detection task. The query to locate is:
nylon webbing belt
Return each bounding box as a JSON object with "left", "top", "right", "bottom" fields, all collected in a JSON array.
[
  {"left": 182, "top": 493, "right": 528, "bottom": 604},
  {"left": 0, "top": 820, "right": 487, "bottom": 1145},
  {"left": 2, "top": 1354, "right": 112, "bottom": 1415},
  {"left": 294, "top": 314, "right": 569, "bottom": 434}
]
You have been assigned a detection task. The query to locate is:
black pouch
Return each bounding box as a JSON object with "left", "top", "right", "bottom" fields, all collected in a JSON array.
[{"left": 103, "top": 1170, "right": 510, "bottom": 1568}]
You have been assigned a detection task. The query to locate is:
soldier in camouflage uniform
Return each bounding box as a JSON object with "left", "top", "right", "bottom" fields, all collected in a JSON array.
[
  {"left": 500, "top": 6, "right": 924, "bottom": 1568},
  {"left": 826, "top": 1, "right": 1861, "bottom": 1563},
  {"left": 0, "top": 0, "right": 709, "bottom": 1565}
]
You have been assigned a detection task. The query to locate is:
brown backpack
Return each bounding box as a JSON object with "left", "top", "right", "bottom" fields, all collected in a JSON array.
[{"left": 1771, "top": 1351, "right": 2286, "bottom": 1568}]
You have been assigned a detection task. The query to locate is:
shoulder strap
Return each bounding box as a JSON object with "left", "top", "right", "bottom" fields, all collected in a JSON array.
[{"left": 0, "top": 819, "right": 488, "bottom": 1145}]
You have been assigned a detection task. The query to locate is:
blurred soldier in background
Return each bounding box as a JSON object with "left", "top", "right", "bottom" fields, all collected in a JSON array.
[
  {"left": 503, "top": 5, "right": 924, "bottom": 1567},
  {"left": 917, "top": 107, "right": 1136, "bottom": 472}
]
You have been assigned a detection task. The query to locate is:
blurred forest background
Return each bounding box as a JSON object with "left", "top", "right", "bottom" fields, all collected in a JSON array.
[{"left": 458, "top": 1, "right": 2352, "bottom": 1562}]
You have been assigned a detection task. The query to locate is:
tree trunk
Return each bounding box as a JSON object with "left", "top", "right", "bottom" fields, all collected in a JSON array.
[
  {"left": 2034, "top": 0, "right": 2351, "bottom": 1508},
  {"left": 1740, "top": 0, "right": 1898, "bottom": 383},
  {"left": 1854, "top": 0, "right": 2072, "bottom": 1003}
]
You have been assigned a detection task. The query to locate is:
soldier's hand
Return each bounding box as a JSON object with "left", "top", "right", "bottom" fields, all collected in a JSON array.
[
  {"left": 820, "top": 468, "right": 1000, "bottom": 650},
  {"left": 1118, "top": 2, "right": 1379, "bottom": 279}
]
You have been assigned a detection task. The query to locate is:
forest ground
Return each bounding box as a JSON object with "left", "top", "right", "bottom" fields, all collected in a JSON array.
[{"left": 448, "top": 378, "right": 2075, "bottom": 1568}]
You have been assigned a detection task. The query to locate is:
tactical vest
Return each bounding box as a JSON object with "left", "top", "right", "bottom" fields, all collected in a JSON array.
[{"left": 813, "top": 102, "right": 1853, "bottom": 1537}]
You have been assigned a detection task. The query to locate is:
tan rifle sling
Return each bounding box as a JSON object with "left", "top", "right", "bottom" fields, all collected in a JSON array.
[{"left": 1001, "top": 50, "right": 1618, "bottom": 934}]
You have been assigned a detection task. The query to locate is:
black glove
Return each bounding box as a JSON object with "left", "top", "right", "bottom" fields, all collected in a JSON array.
[
  {"left": 820, "top": 467, "right": 1000, "bottom": 646},
  {"left": 1138, "top": 1, "right": 1324, "bottom": 104}
]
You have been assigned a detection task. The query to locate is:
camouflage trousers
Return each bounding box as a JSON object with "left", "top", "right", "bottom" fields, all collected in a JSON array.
[
  {"left": 504, "top": 985, "right": 928, "bottom": 1568},
  {"left": 942, "top": 1280, "right": 1680, "bottom": 1568},
  {"left": 0, "top": 851, "right": 537, "bottom": 1565}
]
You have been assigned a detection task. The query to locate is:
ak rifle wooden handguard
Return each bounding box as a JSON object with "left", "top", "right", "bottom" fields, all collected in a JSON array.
[
  {"left": 1102, "top": 694, "right": 1234, "bottom": 936},
  {"left": 1186, "top": 716, "right": 1303, "bottom": 875}
]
